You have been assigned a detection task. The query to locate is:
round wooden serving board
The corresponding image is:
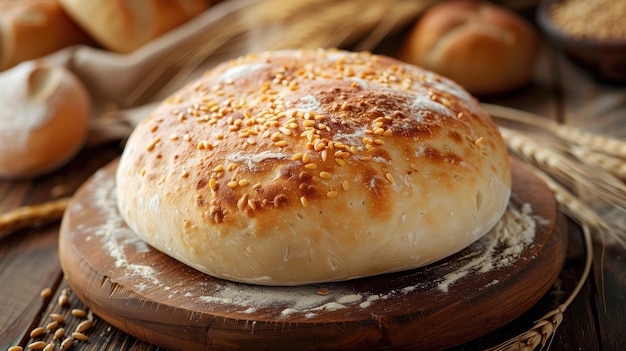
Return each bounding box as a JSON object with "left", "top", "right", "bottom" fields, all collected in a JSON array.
[{"left": 59, "top": 158, "right": 567, "bottom": 351}]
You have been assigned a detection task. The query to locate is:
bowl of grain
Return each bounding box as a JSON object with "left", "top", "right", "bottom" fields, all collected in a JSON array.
[{"left": 537, "top": 0, "right": 626, "bottom": 83}]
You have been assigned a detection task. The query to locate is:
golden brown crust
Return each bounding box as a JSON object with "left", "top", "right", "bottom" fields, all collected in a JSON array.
[
  {"left": 117, "top": 49, "right": 511, "bottom": 285},
  {"left": 0, "top": 0, "right": 91, "bottom": 71},
  {"left": 400, "top": 0, "right": 538, "bottom": 96},
  {"left": 58, "top": 0, "right": 210, "bottom": 53}
]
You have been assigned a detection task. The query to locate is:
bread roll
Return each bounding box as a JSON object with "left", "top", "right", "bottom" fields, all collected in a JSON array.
[
  {"left": 0, "top": 61, "right": 90, "bottom": 179},
  {"left": 0, "top": 0, "right": 91, "bottom": 71},
  {"left": 58, "top": 0, "right": 211, "bottom": 53},
  {"left": 116, "top": 49, "right": 511, "bottom": 286},
  {"left": 400, "top": 0, "right": 538, "bottom": 96}
]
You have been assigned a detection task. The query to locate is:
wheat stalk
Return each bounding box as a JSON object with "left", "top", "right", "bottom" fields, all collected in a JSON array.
[
  {"left": 570, "top": 146, "right": 626, "bottom": 181},
  {"left": 500, "top": 128, "right": 626, "bottom": 214},
  {"left": 486, "top": 224, "right": 592, "bottom": 351},
  {"left": 484, "top": 104, "right": 626, "bottom": 161},
  {"left": 0, "top": 197, "right": 71, "bottom": 240}
]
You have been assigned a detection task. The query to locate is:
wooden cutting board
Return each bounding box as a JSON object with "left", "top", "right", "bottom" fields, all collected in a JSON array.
[{"left": 59, "top": 158, "right": 568, "bottom": 351}]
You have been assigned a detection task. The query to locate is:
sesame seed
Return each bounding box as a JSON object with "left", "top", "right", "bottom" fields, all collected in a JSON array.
[
  {"left": 8, "top": 346, "right": 23, "bottom": 351},
  {"left": 212, "top": 165, "right": 224, "bottom": 172},
  {"left": 275, "top": 140, "right": 288, "bottom": 147},
  {"left": 227, "top": 181, "right": 238, "bottom": 188},
  {"left": 457, "top": 112, "right": 464, "bottom": 119},
  {"left": 248, "top": 199, "right": 257, "bottom": 210},
  {"left": 46, "top": 321, "right": 60, "bottom": 330},
  {"left": 360, "top": 156, "right": 372, "bottom": 162},
  {"left": 291, "top": 153, "right": 303, "bottom": 161},
  {"left": 304, "top": 163, "right": 318, "bottom": 170},
  {"left": 302, "top": 153, "right": 310, "bottom": 163},
  {"left": 335, "top": 159, "right": 346, "bottom": 166},
  {"left": 327, "top": 191, "right": 338, "bottom": 199},
  {"left": 319, "top": 171, "right": 332, "bottom": 179},
  {"left": 475, "top": 136, "right": 484, "bottom": 146},
  {"left": 146, "top": 137, "right": 161, "bottom": 151},
  {"left": 342, "top": 180, "right": 349, "bottom": 191},
  {"left": 300, "top": 196, "right": 308, "bottom": 207},
  {"left": 385, "top": 173, "right": 395, "bottom": 183},
  {"left": 363, "top": 137, "right": 373, "bottom": 144},
  {"left": 373, "top": 139, "right": 385, "bottom": 145},
  {"left": 303, "top": 120, "right": 316, "bottom": 127},
  {"left": 252, "top": 183, "right": 262, "bottom": 190},
  {"left": 238, "top": 179, "right": 250, "bottom": 187},
  {"left": 383, "top": 130, "right": 392, "bottom": 136},
  {"left": 321, "top": 149, "right": 328, "bottom": 161},
  {"left": 208, "top": 178, "right": 217, "bottom": 191}
]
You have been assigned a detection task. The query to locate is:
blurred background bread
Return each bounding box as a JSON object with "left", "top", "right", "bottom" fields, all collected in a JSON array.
[
  {"left": 0, "top": 62, "right": 90, "bottom": 179},
  {"left": 400, "top": 0, "right": 538, "bottom": 96},
  {"left": 0, "top": 0, "right": 91, "bottom": 71},
  {"left": 58, "top": 0, "right": 212, "bottom": 53}
]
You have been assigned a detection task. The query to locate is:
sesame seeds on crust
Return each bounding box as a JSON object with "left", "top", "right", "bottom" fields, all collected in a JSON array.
[{"left": 131, "top": 49, "right": 498, "bottom": 223}]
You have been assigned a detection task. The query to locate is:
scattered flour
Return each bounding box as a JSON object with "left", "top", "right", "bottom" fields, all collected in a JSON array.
[{"left": 75, "top": 168, "right": 545, "bottom": 319}]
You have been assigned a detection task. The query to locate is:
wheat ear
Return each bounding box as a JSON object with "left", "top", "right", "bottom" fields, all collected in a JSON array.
[
  {"left": 0, "top": 197, "right": 71, "bottom": 240},
  {"left": 486, "top": 224, "right": 592, "bottom": 351},
  {"left": 483, "top": 103, "right": 626, "bottom": 161}
]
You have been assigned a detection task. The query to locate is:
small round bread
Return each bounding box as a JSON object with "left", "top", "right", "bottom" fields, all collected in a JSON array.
[
  {"left": 116, "top": 49, "right": 511, "bottom": 286},
  {"left": 0, "top": 61, "right": 90, "bottom": 179},
  {"left": 400, "top": 0, "right": 538, "bottom": 96}
]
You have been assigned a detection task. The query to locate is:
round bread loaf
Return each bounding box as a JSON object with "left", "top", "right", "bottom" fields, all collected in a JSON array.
[
  {"left": 116, "top": 49, "right": 511, "bottom": 286},
  {"left": 0, "top": 61, "right": 90, "bottom": 179},
  {"left": 400, "top": 0, "right": 538, "bottom": 96}
]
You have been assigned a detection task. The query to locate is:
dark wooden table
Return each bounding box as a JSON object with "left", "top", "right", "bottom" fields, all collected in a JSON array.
[{"left": 1, "top": 32, "right": 624, "bottom": 351}]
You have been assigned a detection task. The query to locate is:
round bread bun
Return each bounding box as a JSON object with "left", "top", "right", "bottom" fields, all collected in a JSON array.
[
  {"left": 0, "top": 61, "right": 90, "bottom": 179},
  {"left": 400, "top": 0, "right": 538, "bottom": 96},
  {"left": 116, "top": 49, "right": 511, "bottom": 286}
]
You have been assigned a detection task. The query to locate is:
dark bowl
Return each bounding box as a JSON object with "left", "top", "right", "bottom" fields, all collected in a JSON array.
[{"left": 536, "top": 0, "right": 626, "bottom": 83}]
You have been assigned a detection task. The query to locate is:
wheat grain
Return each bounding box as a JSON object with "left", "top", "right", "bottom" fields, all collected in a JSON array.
[
  {"left": 501, "top": 128, "right": 626, "bottom": 213},
  {"left": 570, "top": 146, "right": 626, "bottom": 180}
]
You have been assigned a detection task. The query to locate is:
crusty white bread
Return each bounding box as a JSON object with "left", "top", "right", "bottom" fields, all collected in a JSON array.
[
  {"left": 400, "top": 0, "right": 538, "bottom": 96},
  {"left": 0, "top": 61, "right": 90, "bottom": 179},
  {"left": 116, "top": 49, "right": 511, "bottom": 286},
  {"left": 0, "top": 0, "right": 91, "bottom": 71},
  {"left": 58, "top": 0, "right": 211, "bottom": 53}
]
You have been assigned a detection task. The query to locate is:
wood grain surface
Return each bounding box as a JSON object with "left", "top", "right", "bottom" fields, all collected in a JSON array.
[{"left": 58, "top": 157, "right": 567, "bottom": 351}]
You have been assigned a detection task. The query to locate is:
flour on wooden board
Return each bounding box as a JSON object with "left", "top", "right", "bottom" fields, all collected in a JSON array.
[{"left": 75, "top": 170, "right": 544, "bottom": 318}]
